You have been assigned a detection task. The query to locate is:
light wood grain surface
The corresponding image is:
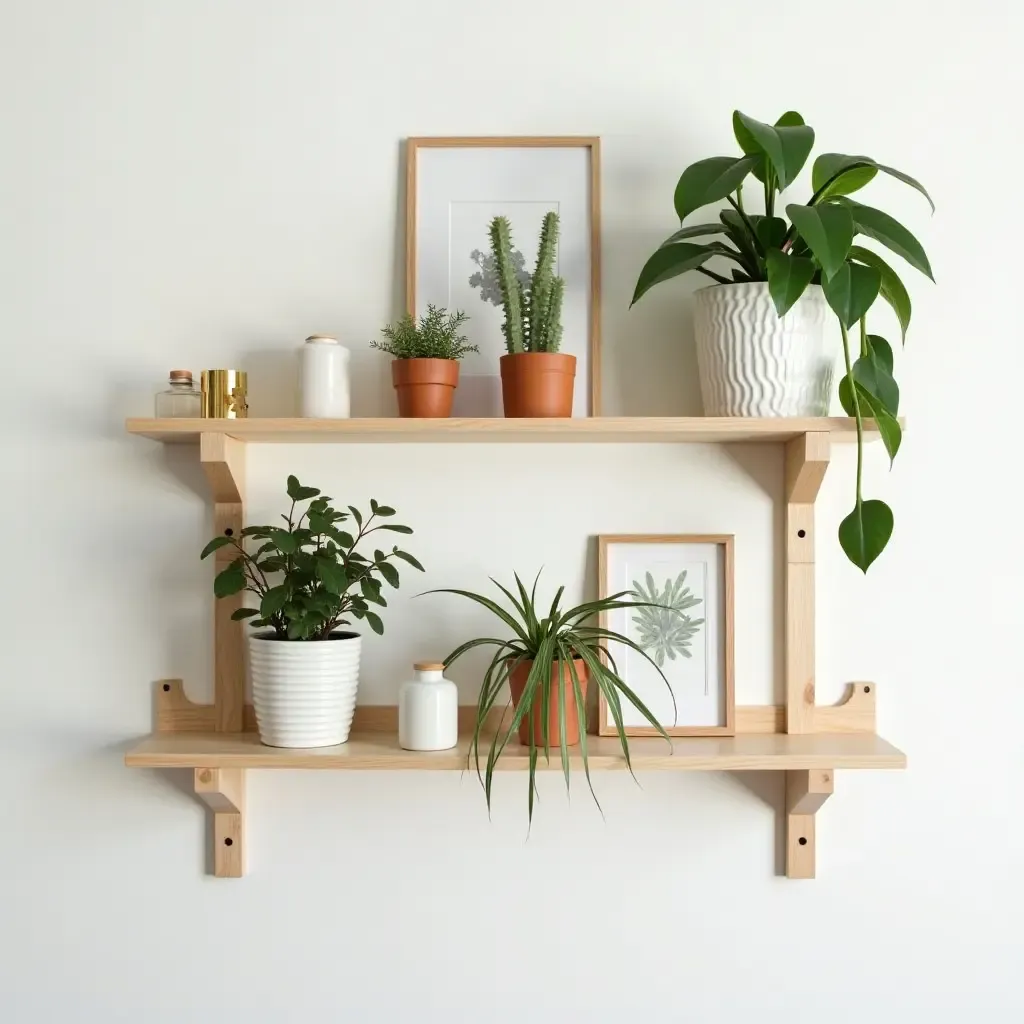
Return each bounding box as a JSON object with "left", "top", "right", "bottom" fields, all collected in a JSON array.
[
  {"left": 125, "top": 416, "right": 883, "bottom": 444},
  {"left": 125, "top": 730, "right": 906, "bottom": 771}
]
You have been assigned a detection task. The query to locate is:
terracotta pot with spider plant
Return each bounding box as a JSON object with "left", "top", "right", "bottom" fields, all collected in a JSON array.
[{"left": 426, "top": 572, "right": 675, "bottom": 821}]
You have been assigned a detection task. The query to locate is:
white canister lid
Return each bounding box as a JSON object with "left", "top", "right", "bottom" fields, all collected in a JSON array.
[{"left": 304, "top": 335, "right": 349, "bottom": 357}]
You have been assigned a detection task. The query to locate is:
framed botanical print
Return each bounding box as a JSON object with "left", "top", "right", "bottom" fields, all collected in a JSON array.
[
  {"left": 598, "top": 535, "right": 735, "bottom": 737},
  {"left": 405, "top": 136, "right": 601, "bottom": 417}
]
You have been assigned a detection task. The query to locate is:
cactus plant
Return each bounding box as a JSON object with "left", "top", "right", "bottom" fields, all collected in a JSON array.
[{"left": 488, "top": 211, "right": 564, "bottom": 354}]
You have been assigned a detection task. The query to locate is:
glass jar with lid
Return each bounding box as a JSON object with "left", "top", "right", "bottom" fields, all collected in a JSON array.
[{"left": 155, "top": 370, "right": 201, "bottom": 418}]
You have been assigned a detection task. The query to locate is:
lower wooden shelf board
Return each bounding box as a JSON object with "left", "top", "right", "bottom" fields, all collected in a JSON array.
[{"left": 124, "top": 729, "right": 907, "bottom": 772}]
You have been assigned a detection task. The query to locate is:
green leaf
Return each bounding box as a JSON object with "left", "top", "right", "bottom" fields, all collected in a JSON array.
[
  {"left": 765, "top": 249, "right": 816, "bottom": 316},
  {"left": 786, "top": 203, "right": 854, "bottom": 279},
  {"left": 848, "top": 246, "right": 912, "bottom": 341},
  {"left": 213, "top": 560, "right": 245, "bottom": 598},
  {"left": 856, "top": 335, "right": 899, "bottom": 414},
  {"left": 376, "top": 523, "right": 413, "bottom": 534},
  {"left": 845, "top": 201, "right": 934, "bottom": 280},
  {"left": 286, "top": 476, "right": 320, "bottom": 501},
  {"left": 269, "top": 528, "right": 298, "bottom": 554},
  {"left": 373, "top": 505, "right": 396, "bottom": 517},
  {"left": 755, "top": 216, "right": 788, "bottom": 251},
  {"left": 328, "top": 528, "right": 355, "bottom": 548},
  {"left": 630, "top": 243, "right": 717, "bottom": 306},
  {"left": 874, "top": 163, "right": 935, "bottom": 213},
  {"left": 200, "top": 536, "right": 234, "bottom": 559},
  {"left": 822, "top": 262, "right": 881, "bottom": 328},
  {"left": 316, "top": 558, "right": 348, "bottom": 595},
  {"left": 673, "top": 155, "right": 758, "bottom": 222},
  {"left": 811, "top": 153, "right": 877, "bottom": 199},
  {"left": 839, "top": 499, "right": 894, "bottom": 572},
  {"left": 230, "top": 607, "right": 259, "bottom": 621},
  {"left": 378, "top": 561, "right": 399, "bottom": 588},
  {"left": 393, "top": 549, "right": 424, "bottom": 572},
  {"left": 347, "top": 506, "right": 363, "bottom": 527},
  {"left": 854, "top": 381, "right": 902, "bottom": 465},
  {"left": 364, "top": 611, "right": 384, "bottom": 635},
  {"left": 733, "top": 110, "right": 814, "bottom": 189},
  {"left": 658, "top": 223, "right": 726, "bottom": 247},
  {"left": 260, "top": 585, "right": 290, "bottom": 618}
]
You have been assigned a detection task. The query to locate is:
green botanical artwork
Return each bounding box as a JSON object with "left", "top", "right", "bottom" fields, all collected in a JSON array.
[{"left": 630, "top": 570, "right": 705, "bottom": 671}]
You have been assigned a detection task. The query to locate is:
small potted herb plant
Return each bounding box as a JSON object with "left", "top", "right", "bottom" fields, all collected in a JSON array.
[
  {"left": 631, "top": 109, "right": 934, "bottom": 571},
  {"left": 202, "top": 476, "right": 423, "bottom": 748},
  {"left": 488, "top": 211, "right": 575, "bottom": 417},
  {"left": 371, "top": 304, "right": 477, "bottom": 418},
  {"left": 428, "top": 572, "right": 673, "bottom": 820}
]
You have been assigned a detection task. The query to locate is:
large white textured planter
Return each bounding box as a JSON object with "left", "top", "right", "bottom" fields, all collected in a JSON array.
[
  {"left": 249, "top": 632, "right": 361, "bottom": 748},
  {"left": 693, "top": 282, "right": 833, "bottom": 416}
]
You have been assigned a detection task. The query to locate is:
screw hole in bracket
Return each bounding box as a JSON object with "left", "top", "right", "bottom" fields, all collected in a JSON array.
[
  {"left": 797, "top": 529, "right": 806, "bottom": 538},
  {"left": 864, "top": 685, "right": 871, "bottom": 693},
  {"left": 162, "top": 683, "right": 171, "bottom": 692},
  {"left": 224, "top": 838, "right": 234, "bottom": 847},
  {"left": 798, "top": 837, "right": 808, "bottom": 846},
  {"left": 224, "top": 527, "right": 234, "bottom": 537}
]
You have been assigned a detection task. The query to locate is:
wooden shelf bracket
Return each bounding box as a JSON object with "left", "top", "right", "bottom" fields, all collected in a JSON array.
[
  {"left": 194, "top": 767, "right": 246, "bottom": 877},
  {"left": 200, "top": 434, "right": 246, "bottom": 733}
]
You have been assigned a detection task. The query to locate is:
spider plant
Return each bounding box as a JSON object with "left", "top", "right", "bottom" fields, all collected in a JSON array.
[{"left": 427, "top": 572, "right": 675, "bottom": 822}]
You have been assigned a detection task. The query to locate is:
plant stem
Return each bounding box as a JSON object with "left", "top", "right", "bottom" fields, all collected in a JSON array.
[
  {"left": 840, "top": 322, "right": 864, "bottom": 510},
  {"left": 696, "top": 266, "right": 731, "bottom": 285},
  {"left": 859, "top": 316, "right": 868, "bottom": 358},
  {"left": 726, "top": 195, "right": 764, "bottom": 256}
]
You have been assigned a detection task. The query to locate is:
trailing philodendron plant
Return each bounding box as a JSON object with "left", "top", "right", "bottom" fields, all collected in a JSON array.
[
  {"left": 428, "top": 572, "right": 674, "bottom": 821},
  {"left": 632, "top": 110, "right": 935, "bottom": 571},
  {"left": 201, "top": 475, "right": 423, "bottom": 639},
  {"left": 371, "top": 304, "right": 478, "bottom": 360},
  {"left": 489, "top": 212, "right": 565, "bottom": 353}
]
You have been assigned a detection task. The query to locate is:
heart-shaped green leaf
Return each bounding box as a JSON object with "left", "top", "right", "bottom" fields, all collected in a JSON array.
[
  {"left": 839, "top": 499, "right": 894, "bottom": 572},
  {"left": 630, "top": 242, "right": 717, "bottom": 306},
  {"left": 822, "top": 262, "right": 882, "bottom": 327},
  {"left": 846, "top": 201, "right": 934, "bottom": 280},
  {"left": 787, "top": 203, "right": 854, "bottom": 280},
  {"left": 756, "top": 216, "right": 788, "bottom": 251},
  {"left": 673, "top": 155, "right": 758, "bottom": 222},
  {"left": 848, "top": 246, "right": 912, "bottom": 341},
  {"left": 766, "top": 249, "right": 816, "bottom": 317},
  {"left": 811, "top": 153, "right": 878, "bottom": 199},
  {"left": 857, "top": 335, "right": 899, "bottom": 414},
  {"left": 733, "top": 111, "right": 814, "bottom": 189}
]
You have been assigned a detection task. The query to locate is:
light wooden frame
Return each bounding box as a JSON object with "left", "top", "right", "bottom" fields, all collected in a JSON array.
[
  {"left": 405, "top": 136, "right": 602, "bottom": 416},
  {"left": 597, "top": 534, "right": 736, "bottom": 737}
]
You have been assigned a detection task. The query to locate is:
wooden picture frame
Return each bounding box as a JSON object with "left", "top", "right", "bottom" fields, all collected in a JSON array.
[
  {"left": 598, "top": 534, "right": 735, "bottom": 737},
  {"left": 405, "top": 136, "right": 602, "bottom": 416}
]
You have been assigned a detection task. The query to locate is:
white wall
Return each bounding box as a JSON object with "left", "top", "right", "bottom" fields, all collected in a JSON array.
[{"left": 3, "top": 1, "right": 1022, "bottom": 1020}]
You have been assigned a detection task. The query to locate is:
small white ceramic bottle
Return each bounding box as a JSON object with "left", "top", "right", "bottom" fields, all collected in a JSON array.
[
  {"left": 399, "top": 662, "right": 458, "bottom": 751},
  {"left": 299, "top": 335, "right": 350, "bottom": 417}
]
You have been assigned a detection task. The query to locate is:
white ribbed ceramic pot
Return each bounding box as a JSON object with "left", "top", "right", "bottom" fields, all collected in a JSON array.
[
  {"left": 693, "top": 282, "right": 833, "bottom": 416},
  {"left": 249, "top": 632, "right": 361, "bottom": 748}
]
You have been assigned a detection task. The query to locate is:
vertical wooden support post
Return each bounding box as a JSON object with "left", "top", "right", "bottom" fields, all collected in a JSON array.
[
  {"left": 785, "top": 769, "right": 833, "bottom": 879},
  {"left": 194, "top": 767, "right": 246, "bottom": 877},
  {"left": 784, "top": 432, "right": 831, "bottom": 878},
  {"left": 200, "top": 434, "right": 246, "bottom": 733}
]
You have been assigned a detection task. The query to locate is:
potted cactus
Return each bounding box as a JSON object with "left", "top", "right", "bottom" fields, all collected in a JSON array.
[
  {"left": 371, "top": 305, "right": 478, "bottom": 418},
  {"left": 488, "top": 211, "right": 575, "bottom": 417}
]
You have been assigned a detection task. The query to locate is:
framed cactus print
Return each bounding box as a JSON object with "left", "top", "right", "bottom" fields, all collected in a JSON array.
[
  {"left": 598, "top": 535, "right": 735, "bottom": 737},
  {"left": 405, "top": 137, "right": 601, "bottom": 416}
]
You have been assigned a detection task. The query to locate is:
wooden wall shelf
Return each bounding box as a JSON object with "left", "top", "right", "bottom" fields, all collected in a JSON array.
[
  {"left": 126, "top": 416, "right": 881, "bottom": 445},
  {"left": 124, "top": 417, "right": 906, "bottom": 880}
]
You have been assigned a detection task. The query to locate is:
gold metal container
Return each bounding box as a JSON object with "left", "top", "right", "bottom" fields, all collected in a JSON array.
[{"left": 201, "top": 370, "right": 248, "bottom": 419}]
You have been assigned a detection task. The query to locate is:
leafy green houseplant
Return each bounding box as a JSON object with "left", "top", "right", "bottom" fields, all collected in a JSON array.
[
  {"left": 201, "top": 475, "right": 423, "bottom": 748},
  {"left": 488, "top": 212, "right": 576, "bottom": 416},
  {"left": 371, "top": 305, "right": 477, "bottom": 418},
  {"left": 631, "top": 110, "right": 934, "bottom": 571},
  {"left": 429, "top": 573, "right": 673, "bottom": 820}
]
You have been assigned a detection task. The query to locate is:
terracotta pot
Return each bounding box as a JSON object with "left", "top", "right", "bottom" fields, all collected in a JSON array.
[
  {"left": 499, "top": 353, "right": 576, "bottom": 417},
  {"left": 508, "top": 658, "right": 589, "bottom": 747},
  {"left": 392, "top": 358, "right": 459, "bottom": 417}
]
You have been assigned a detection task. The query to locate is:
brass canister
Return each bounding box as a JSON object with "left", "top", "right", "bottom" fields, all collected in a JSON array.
[{"left": 201, "top": 370, "right": 248, "bottom": 418}]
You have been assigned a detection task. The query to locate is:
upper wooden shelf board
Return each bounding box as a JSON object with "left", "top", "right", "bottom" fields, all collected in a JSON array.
[
  {"left": 125, "top": 730, "right": 906, "bottom": 771},
  {"left": 126, "top": 417, "right": 881, "bottom": 445}
]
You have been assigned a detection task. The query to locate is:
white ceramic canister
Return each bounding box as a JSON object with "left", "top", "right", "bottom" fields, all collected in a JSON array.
[
  {"left": 299, "top": 335, "right": 351, "bottom": 418},
  {"left": 398, "top": 662, "right": 458, "bottom": 751}
]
